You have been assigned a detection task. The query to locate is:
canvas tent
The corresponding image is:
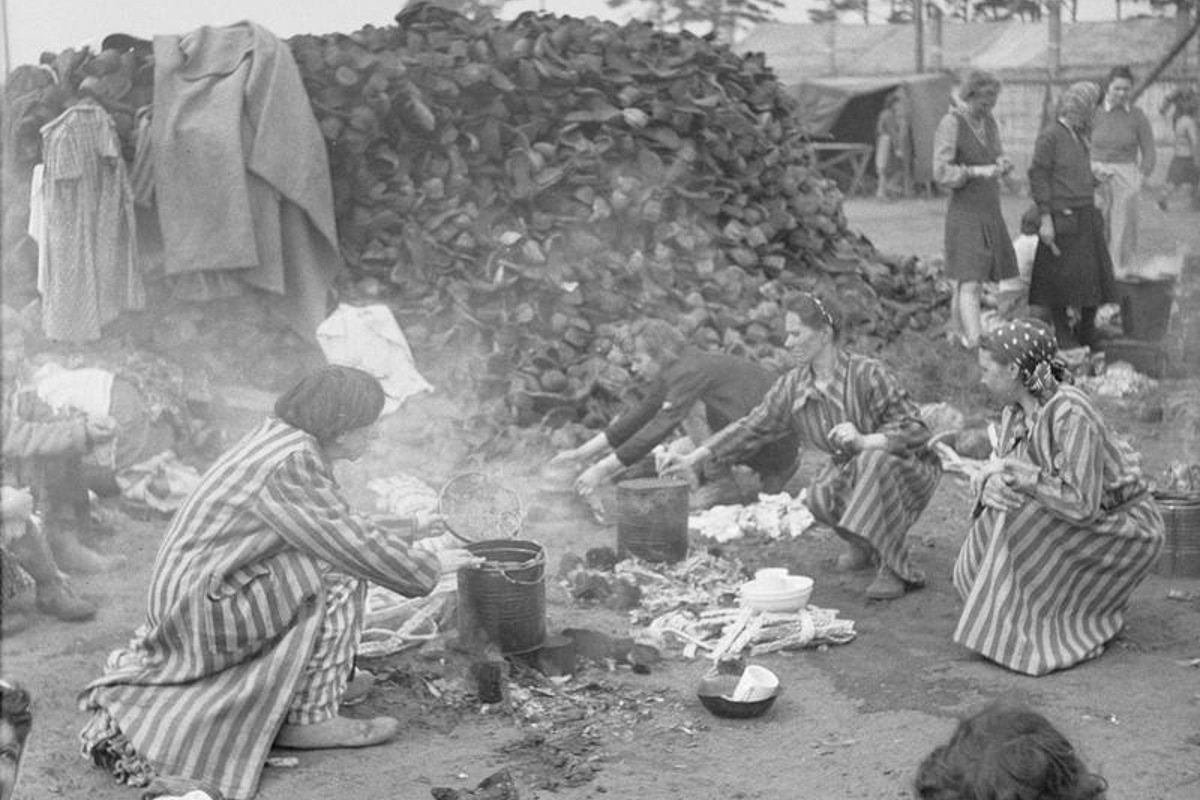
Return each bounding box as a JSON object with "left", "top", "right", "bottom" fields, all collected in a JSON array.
[{"left": 788, "top": 72, "right": 954, "bottom": 190}]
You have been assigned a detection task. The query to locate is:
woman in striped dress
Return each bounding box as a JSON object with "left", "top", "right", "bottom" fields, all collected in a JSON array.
[
  {"left": 955, "top": 320, "right": 1163, "bottom": 676},
  {"left": 78, "top": 366, "right": 480, "bottom": 799},
  {"left": 664, "top": 293, "right": 941, "bottom": 600}
]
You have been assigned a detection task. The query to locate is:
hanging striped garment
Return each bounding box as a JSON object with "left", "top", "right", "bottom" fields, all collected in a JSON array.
[
  {"left": 953, "top": 386, "right": 1164, "bottom": 676},
  {"left": 78, "top": 418, "right": 441, "bottom": 799},
  {"left": 705, "top": 351, "right": 941, "bottom": 582}
]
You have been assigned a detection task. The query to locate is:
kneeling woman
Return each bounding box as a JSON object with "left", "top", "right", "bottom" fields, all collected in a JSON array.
[
  {"left": 955, "top": 320, "right": 1163, "bottom": 676},
  {"left": 79, "top": 366, "right": 479, "bottom": 799},
  {"left": 667, "top": 293, "right": 941, "bottom": 600}
]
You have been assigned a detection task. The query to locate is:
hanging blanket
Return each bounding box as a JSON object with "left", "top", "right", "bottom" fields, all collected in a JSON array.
[{"left": 151, "top": 21, "right": 341, "bottom": 339}]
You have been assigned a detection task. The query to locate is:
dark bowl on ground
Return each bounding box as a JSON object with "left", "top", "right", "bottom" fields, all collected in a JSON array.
[{"left": 696, "top": 672, "right": 780, "bottom": 719}]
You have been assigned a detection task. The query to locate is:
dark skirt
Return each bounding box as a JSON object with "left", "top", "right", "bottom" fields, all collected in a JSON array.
[
  {"left": 1029, "top": 205, "right": 1116, "bottom": 308},
  {"left": 944, "top": 192, "right": 1019, "bottom": 283},
  {"left": 1166, "top": 156, "right": 1200, "bottom": 186}
]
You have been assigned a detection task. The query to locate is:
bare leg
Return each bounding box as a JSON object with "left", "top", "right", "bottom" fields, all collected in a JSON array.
[
  {"left": 947, "top": 281, "right": 965, "bottom": 345},
  {"left": 958, "top": 281, "right": 983, "bottom": 348},
  {"left": 275, "top": 577, "right": 399, "bottom": 750}
]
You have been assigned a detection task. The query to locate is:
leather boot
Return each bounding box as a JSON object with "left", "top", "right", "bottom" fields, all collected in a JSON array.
[
  {"left": 36, "top": 578, "right": 97, "bottom": 622},
  {"left": 46, "top": 527, "right": 126, "bottom": 575}
]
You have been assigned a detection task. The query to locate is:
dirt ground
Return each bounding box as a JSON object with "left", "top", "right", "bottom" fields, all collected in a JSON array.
[{"left": 3, "top": 190, "right": 1199, "bottom": 800}]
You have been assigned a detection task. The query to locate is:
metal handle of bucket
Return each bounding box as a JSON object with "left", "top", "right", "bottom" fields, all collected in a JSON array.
[{"left": 470, "top": 552, "right": 546, "bottom": 585}]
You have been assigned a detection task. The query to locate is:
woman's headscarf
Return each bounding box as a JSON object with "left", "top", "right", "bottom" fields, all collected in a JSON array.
[
  {"left": 980, "top": 319, "right": 1072, "bottom": 402},
  {"left": 1057, "top": 81, "right": 1100, "bottom": 133}
]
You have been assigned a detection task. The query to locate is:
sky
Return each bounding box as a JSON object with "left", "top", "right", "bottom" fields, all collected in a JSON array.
[{"left": 2, "top": 0, "right": 1132, "bottom": 73}]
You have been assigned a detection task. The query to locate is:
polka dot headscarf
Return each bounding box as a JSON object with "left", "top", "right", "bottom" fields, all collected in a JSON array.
[{"left": 981, "top": 318, "right": 1072, "bottom": 400}]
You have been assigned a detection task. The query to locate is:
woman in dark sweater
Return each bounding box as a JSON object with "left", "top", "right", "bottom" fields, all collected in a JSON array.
[
  {"left": 550, "top": 319, "right": 798, "bottom": 510},
  {"left": 1028, "top": 81, "right": 1116, "bottom": 349}
]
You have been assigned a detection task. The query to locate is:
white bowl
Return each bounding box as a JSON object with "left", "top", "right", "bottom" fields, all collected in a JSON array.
[{"left": 739, "top": 575, "right": 814, "bottom": 612}]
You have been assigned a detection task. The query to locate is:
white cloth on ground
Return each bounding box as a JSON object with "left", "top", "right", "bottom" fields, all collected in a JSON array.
[
  {"left": 317, "top": 303, "right": 434, "bottom": 415},
  {"left": 31, "top": 362, "right": 114, "bottom": 418}
]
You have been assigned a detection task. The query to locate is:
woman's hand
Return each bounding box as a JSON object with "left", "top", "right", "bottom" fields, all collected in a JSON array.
[
  {"left": 436, "top": 548, "right": 485, "bottom": 574},
  {"left": 1038, "top": 214, "right": 1060, "bottom": 256},
  {"left": 980, "top": 472, "right": 1024, "bottom": 511},
  {"left": 548, "top": 449, "right": 582, "bottom": 469},
  {"left": 1000, "top": 458, "right": 1040, "bottom": 492},
  {"left": 827, "top": 422, "right": 864, "bottom": 454},
  {"left": 658, "top": 449, "right": 702, "bottom": 488},
  {"left": 86, "top": 415, "right": 118, "bottom": 444},
  {"left": 413, "top": 509, "right": 446, "bottom": 533},
  {"left": 574, "top": 455, "right": 621, "bottom": 496}
]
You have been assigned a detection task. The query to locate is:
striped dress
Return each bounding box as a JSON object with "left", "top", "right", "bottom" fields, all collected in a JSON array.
[
  {"left": 78, "top": 418, "right": 441, "bottom": 799},
  {"left": 705, "top": 351, "right": 941, "bottom": 583},
  {"left": 953, "top": 386, "right": 1163, "bottom": 676}
]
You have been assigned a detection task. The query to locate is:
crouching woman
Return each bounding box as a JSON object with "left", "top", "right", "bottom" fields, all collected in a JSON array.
[
  {"left": 79, "top": 366, "right": 479, "bottom": 799},
  {"left": 954, "top": 320, "right": 1163, "bottom": 676},
  {"left": 665, "top": 293, "right": 941, "bottom": 601}
]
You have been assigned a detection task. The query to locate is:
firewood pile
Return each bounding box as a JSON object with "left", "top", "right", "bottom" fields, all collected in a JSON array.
[{"left": 2, "top": 3, "right": 950, "bottom": 432}]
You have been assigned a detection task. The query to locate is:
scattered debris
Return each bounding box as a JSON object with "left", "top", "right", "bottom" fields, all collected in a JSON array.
[
  {"left": 688, "top": 491, "right": 816, "bottom": 542},
  {"left": 432, "top": 768, "right": 520, "bottom": 800},
  {"left": 649, "top": 605, "right": 856, "bottom": 661},
  {"left": 1076, "top": 362, "right": 1157, "bottom": 398},
  {"left": 1157, "top": 462, "right": 1200, "bottom": 497}
]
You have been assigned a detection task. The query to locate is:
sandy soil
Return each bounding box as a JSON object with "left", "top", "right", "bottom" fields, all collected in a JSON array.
[{"left": 4, "top": 190, "right": 1199, "bottom": 800}]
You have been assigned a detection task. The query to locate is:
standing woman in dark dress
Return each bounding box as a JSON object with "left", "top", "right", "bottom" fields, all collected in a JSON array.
[
  {"left": 1028, "top": 81, "right": 1116, "bottom": 349},
  {"left": 933, "top": 70, "right": 1019, "bottom": 349}
]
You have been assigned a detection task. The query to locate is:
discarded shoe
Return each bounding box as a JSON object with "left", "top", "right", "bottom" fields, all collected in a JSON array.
[{"left": 274, "top": 715, "right": 400, "bottom": 750}]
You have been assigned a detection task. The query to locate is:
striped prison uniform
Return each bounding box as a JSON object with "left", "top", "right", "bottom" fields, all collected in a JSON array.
[
  {"left": 79, "top": 418, "right": 441, "bottom": 799},
  {"left": 705, "top": 351, "right": 941, "bottom": 583},
  {"left": 953, "top": 386, "right": 1163, "bottom": 676}
]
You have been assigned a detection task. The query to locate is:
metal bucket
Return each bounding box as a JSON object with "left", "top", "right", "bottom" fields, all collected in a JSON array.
[
  {"left": 1154, "top": 494, "right": 1200, "bottom": 579},
  {"left": 1115, "top": 278, "right": 1174, "bottom": 342},
  {"left": 616, "top": 477, "right": 690, "bottom": 563},
  {"left": 457, "top": 539, "right": 546, "bottom": 655}
]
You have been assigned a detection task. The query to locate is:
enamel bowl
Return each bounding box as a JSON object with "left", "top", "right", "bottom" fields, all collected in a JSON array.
[{"left": 739, "top": 574, "right": 814, "bottom": 613}]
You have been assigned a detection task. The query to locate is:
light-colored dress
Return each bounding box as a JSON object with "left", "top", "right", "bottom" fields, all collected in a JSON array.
[
  {"left": 39, "top": 100, "right": 143, "bottom": 342},
  {"left": 705, "top": 351, "right": 940, "bottom": 583},
  {"left": 953, "top": 385, "right": 1163, "bottom": 676},
  {"left": 79, "top": 418, "right": 441, "bottom": 799}
]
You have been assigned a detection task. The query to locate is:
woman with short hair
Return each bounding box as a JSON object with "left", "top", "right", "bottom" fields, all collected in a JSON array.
[
  {"left": 665, "top": 293, "right": 941, "bottom": 601},
  {"left": 954, "top": 319, "right": 1163, "bottom": 676},
  {"left": 79, "top": 365, "right": 480, "bottom": 799},
  {"left": 1091, "top": 65, "right": 1156, "bottom": 276},
  {"left": 933, "top": 69, "right": 1019, "bottom": 349}
]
